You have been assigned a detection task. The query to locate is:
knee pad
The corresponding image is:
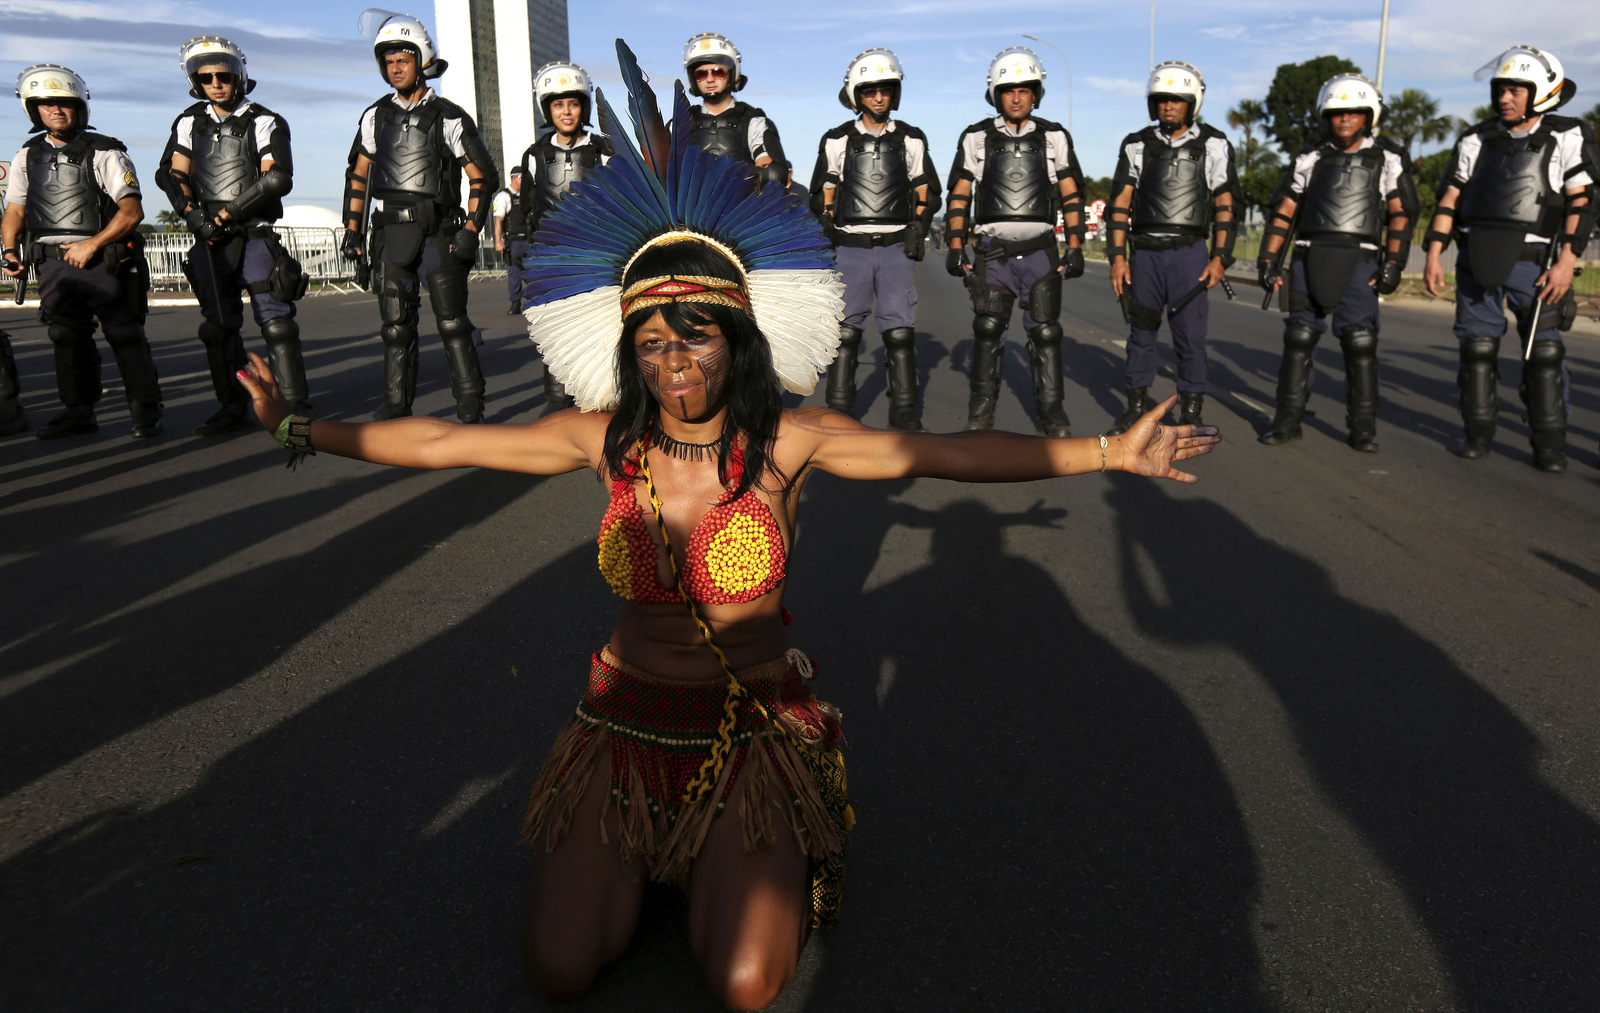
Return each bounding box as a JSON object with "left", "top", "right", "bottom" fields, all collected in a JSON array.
[
  {"left": 973, "top": 314, "right": 1007, "bottom": 341},
  {"left": 436, "top": 314, "right": 474, "bottom": 343},
  {"left": 1027, "top": 271, "right": 1062, "bottom": 324},
  {"left": 198, "top": 319, "right": 232, "bottom": 346},
  {"left": 380, "top": 323, "right": 417, "bottom": 349},
  {"left": 1284, "top": 323, "right": 1321, "bottom": 352},
  {"left": 1337, "top": 327, "right": 1378, "bottom": 356},
  {"left": 1526, "top": 338, "right": 1564, "bottom": 369},
  {"left": 101, "top": 322, "right": 145, "bottom": 349},
  {"left": 46, "top": 323, "right": 84, "bottom": 347},
  {"left": 1461, "top": 334, "right": 1500, "bottom": 365},
  {"left": 260, "top": 316, "right": 299, "bottom": 346},
  {"left": 426, "top": 266, "right": 470, "bottom": 321},
  {"left": 881, "top": 326, "right": 915, "bottom": 351},
  {"left": 1028, "top": 321, "right": 1063, "bottom": 349},
  {"left": 837, "top": 324, "right": 862, "bottom": 350},
  {"left": 378, "top": 278, "right": 414, "bottom": 326}
]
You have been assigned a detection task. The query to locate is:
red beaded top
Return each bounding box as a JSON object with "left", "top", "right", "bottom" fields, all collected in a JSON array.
[{"left": 597, "top": 442, "right": 787, "bottom": 605}]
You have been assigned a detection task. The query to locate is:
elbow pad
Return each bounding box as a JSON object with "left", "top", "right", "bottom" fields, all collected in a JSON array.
[
  {"left": 1563, "top": 186, "right": 1595, "bottom": 258},
  {"left": 756, "top": 162, "right": 788, "bottom": 189},
  {"left": 222, "top": 167, "right": 293, "bottom": 222}
]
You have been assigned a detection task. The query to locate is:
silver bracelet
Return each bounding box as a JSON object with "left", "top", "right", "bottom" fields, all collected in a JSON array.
[{"left": 1099, "top": 434, "right": 1108, "bottom": 472}]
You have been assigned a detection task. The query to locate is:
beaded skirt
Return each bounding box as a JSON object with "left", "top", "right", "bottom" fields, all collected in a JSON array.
[{"left": 521, "top": 647, "right": 853, "bottom": 928}]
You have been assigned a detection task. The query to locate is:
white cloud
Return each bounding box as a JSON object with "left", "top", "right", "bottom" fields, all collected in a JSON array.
[{"left": 1087, "top": 77, "right": 1147, "bottom": 97}]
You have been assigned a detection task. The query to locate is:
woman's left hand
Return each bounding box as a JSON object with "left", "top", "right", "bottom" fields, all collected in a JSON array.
[
  {"left": 1115, "top": 394, "right": 1221, "bottom": 484},
  {"left": 236, "top": 351, "right": 291, "bottom": 434}
]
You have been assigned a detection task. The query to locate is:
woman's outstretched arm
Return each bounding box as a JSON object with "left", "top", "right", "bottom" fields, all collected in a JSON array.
[
  {"left": 794, "top": 395, "right": 1220, "bottom": 485},
  {"left": 237, "top": 352, "right": 598, "bottom": 476}
]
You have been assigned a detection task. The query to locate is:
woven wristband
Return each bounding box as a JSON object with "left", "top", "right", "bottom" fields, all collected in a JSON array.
[{"left": 284, "top": 415, "right": 314, "bottom": 456}]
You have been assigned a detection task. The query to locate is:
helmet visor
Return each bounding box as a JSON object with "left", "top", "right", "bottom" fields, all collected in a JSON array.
[
  {"left": 1475, "top": 47, "right": 1556, "bottom": 83},
  {"left": 357, "top": 8, "right": 405, "bottom": 41},
  {"left": 184, "top": 53, "right": 244, "bottom": 80}
]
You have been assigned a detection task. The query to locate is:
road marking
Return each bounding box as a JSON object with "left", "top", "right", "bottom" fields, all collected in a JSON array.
[{"left": 1232, "top": 393, "right": 1270, "bottom": 415}]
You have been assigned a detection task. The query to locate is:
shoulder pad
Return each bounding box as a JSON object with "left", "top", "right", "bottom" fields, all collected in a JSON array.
[
  {"left": 1196, "top": 122, "right": 1229, "bottom": 141},
  {"left": 1461, "top": 119, "right": 1496, "bottom": 138},
  {"left": 1373, "top": 134, "right": 1409, "bottom": 157},
  {"left": 1124, "top": 129, "right": 1152, "bottom": 146},
  {"left": 824, "top": 122, "right": 854, "bottom": 139},
  {"left": 431, "top": 96, "right": 472, "bottom": 121},
  {"left": 1030, "top": 116, "right": 1066, "bottom": 134},
  {"left": 363, "top": 97, "right": 388, "bottom": 115},
  {"left": 1540, "top": 114, "right": 1581, "bottom": 134},
  {"left": 175, "top": 101, "right": 208, "bottom": 124},
  {"left": 962, "top": 119, "right": 994, "bottom": 137},
  {"left": 897, "top": 123, "right": 929, "bottom": 141},
  {"left": 735, "top": 102, "right": 765, "bottom": 117},
  {"left": 245, "top": 101, "right": 280, "bottom": 122},
  {"left": 81, "top": 133, "right": 127, "bottom": 153}
]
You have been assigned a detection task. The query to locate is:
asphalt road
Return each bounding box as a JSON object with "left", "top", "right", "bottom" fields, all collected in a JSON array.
[{"left": 3, "top": 260, "right": 1599, "bottom": 1012}]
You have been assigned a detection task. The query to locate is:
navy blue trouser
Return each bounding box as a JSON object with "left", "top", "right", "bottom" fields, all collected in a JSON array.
[
  {"left": 1125, "top": 239, "right": 1210, "bottom": 392},
  {"left": 187, "top": 232, "right": 294, "bottom": 329},
  {"left": 838, "top": 242, "right": 917, "bottom": 330}
]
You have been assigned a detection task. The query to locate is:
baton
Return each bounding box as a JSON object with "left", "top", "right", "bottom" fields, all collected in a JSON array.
[
  {"left": 1168, "top": 279, "right": 1211, "bottom": 317},
  {"left": 1522, "top": 241, "right": 1562, "bottom": 361},
  {"left": 197, "top": 234, "right": 231, "bottom": 326},
  {"left": 1116, "top": 290, "right": 1132, "bottom": 325},
  {"left": 1219, "top": 277, "right": 1236, "bottom": 301},
  {"left": 10, "top": 229, "right": 27, "bottom": 305}
]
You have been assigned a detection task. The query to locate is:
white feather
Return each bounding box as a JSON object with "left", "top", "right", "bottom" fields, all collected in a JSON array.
[{"left": 523, "top": 287, "right": 624, "bottom": 411}]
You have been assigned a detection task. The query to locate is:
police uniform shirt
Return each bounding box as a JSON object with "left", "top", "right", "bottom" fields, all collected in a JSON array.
[
  {"left": 357, "top": 88, "right": 470, "bottom": 163},
  {"left": 1287, "top": 138, "right": 1407, "bottom": 251},
  {"left": 519, "top": 132, "right": 608, "bottom": 189},
  {"left": 1446, "top": 119, "right": 1595, "bottom": 244},
  {"left": 818, "top": 120, "right": 938, "bottom": 235},
  {"left": 954, "top": 116, "right": 1076, "bottom": 241},
  {"left": 5, "top": 136, "right": 141, "bottom": 245},
  {"left": 169, "top": 99, "right": 285, "bottom": 222},
  {"left": 1115, "top": 127, "right": 1234, "bottom": 237},
  {"left": 491, "top": 188, "right": 513, "bottom": 221}
]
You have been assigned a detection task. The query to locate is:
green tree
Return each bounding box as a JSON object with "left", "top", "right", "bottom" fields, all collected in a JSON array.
[
  {"left": 1081, "top": 176, "right": 1114, "bottom": 204},
  {"left": 1384, "top": 88, "right": 1454, "bottom": 157},
  {"left": 1228, "top": 99, "right": 1282, "bottom": 175},
  {"left": 1240, "top": 164, "right": 1285, "bottom": 223},
  {"left": 1411, "top": 150, "right": 1452, "bottom": 229},
  {"left": 155, "top": 209, "right": 183, "bottom": 233},
  {"left": 1583, "top": 103, "right": 1600, "bottom": 133},
  {"left": 1264, "top": 55, "right": 1361, "bottom": 156}
]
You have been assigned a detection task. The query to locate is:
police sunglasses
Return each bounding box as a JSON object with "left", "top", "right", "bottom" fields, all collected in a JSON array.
[
  {"left": 195, "top": 72, "right": 239, "bottom": 85},
  {"left": 694, "top": 66, "right": 729, "bottom": 80}
]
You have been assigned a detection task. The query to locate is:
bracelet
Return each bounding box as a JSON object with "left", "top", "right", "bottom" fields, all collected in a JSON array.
[
  {"left": 275, "top": 414, "right": 315, "bottom": 469},
  {"left": 273, "top": 415, "right": 293, "bottom": 447},
  {"left": 1099, "top": 434, "right": 1108, "bottom": 472}
]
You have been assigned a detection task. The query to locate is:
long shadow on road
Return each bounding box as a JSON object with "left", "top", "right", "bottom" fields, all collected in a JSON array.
[{"left": 1109, "top": 480, "right": 1600, "bottom": 1010}]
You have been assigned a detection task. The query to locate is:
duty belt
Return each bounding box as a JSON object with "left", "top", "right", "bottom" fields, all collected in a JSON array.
[
  {"left": 977, "top": 231, "right": 1057, "bottom": 259},
  {"left": 832, "top": 228, "right": 907, "bottom": 249},
  {"left": 1130, "top": 234, "right": 1204, "bottom": 252},
  {"left": 30, "top": 236, "right": 141, "bottom": 267},
  {"left": 1461, "top": 233, "right": 1550, "bottom": 261},
  {"left": 371, "top": 207, "right": 422, "bottom": 226}
]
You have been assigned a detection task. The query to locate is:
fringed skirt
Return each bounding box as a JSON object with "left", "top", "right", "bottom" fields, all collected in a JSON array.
[{"left": 521, "top": 646, "right": 853, "bottom": 928}]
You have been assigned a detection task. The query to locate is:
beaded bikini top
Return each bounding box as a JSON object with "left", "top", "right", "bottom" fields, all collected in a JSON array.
[{"left": 598, "top": 441, "right": 787, "bottom": 605}]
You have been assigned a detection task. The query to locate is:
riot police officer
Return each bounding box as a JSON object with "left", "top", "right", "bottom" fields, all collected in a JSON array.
[
  {"left": 810, "top": 48, "right": 941, "bottom": 430},
  {"left": 2, "top": 65, "right": 163, "bottom": 439},
  {"left": 1423, "top": 46, "right": 1597, "bottom": 472},
  {"left": 1103, "top": 62, "right": 1239, "bottom": 433},
  {"left": 682, "top": 33, "right": 793, "bottom": 192},
  {"left": 492, "top": 166, "right": 524, "bottom": 315},
  {"left": 156, "top": 36, "right": 307, "bottom": 436},
  {"left": 344, "top": 10, "right": 499, "bottom": 422},
  {"left": 1258, "top": 74, "right": 1416, "bottom": 453},
  {"left": 944, "top": 48, "right": 1086, "bottom": 436},
  {"left": 515, "top": 61, "right": 611, "bottom": 416}
]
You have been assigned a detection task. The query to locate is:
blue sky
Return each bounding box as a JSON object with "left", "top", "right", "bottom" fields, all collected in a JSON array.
[{"left": 3, "top": 0, "right": 1596, "bottom": 212}]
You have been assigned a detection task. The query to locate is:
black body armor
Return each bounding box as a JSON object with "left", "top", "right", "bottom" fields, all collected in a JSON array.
[
  {"left": 534, "top": 137, "right": 603, "bottom": 219},
  {"left": 191, "top": 113, "right": 259, "bottom": 207},
  {"left": 371, "top": 102, "right": 450, "bottom": 204},
  {"left": 22, "top": 133, "right": 120, "bottom": 238},
  {"left": 838, "top": 130, "right": 912, "bottom": 226},
  {"left": 1133, "top": 133, "right": 1208, "bottom": 236},
  {"left": 1458, "top": 129, "right": 1562, "bottom": 237},
  {"left": 976, "top": 124, "right": 1053, "bottom": 224},
  {"left": 1299, "top": 147, "right": 1386, "bottom": 244},
  {"left": 690, "top": 105, "right": 755, "bottom": 164}
]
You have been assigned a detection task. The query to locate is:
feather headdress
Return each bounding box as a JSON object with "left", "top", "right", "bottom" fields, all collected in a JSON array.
[{"left": 521, "top": 39, "right": 844, "bottom": 412}]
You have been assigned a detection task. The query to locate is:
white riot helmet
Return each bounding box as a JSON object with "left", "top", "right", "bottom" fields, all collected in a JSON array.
[
  {"left": 15, "top": 64, "right": 89, "bottom": 133},
  {"left": 1318, "top": 73, "right": 1384, "bottom": 132},
  {"left": 839, "top": 48, "right": 904, "bottom": 111},
  {"left": 682, "top": 32, "right": 745, "bottom": 97},
  {"left": 1147, "top": 61, "right": 1204, "bottom": 126},
  {"left": 358, "top": 9, "right": 446, "bottom": 83},
  {"left": 1475, "top": 45, "right": 1575, "bottom": 117},
  {"left": 535, "top": 62, "right": 595, "bottom": 127},
  {"left": 179, "top": 36, "right": 254, "bottom": 100},
  {"left": 985, "top": 47, "right": 1045, "bottom": 108}
]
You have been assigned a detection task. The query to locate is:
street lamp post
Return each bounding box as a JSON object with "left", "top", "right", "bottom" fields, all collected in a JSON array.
[
  {"left": 1375, "top": 0, "right": 1392, "bottom": 90},
  {"left": 1022, "top": 34, "right": 1073, "bottom": 134}
]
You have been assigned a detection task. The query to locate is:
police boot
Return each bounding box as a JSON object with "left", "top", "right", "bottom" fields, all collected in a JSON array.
[
  {"left": 540, "top": 371, "right": 576, "bottom": 417},
  {"left": 1454, "top": 334, "right": 1499, "bottom": 459},
  {"left": 104, "top": 322, "right": 164, "bottom": 439},
  {"left": 194, "top": 320, "right": 253, "bottom": 436},
  {"left": 0, "top": 331, "right": 27, "bottom": 437},
  {"left": 1028, "top": 323, "right": 1072, "bottom": 438},
  {"left": 1177, "top": 392, "right": 1205, "bottom": 428},
  {"left": 1523, "top": 338, "right": 1567, "bottom": 473},
  {"left": 825, "top": 324, "right": 862, "bottom": 416},
  {"left": 261, "top": 316, "right": 311, "bottom": 412},
  {"left": 439, "top": 317, "right": 486, "bottom": 423},
  {"left": 1338, "top": 327, "right": 1380, "bottom": 453},
  {"left": 1259, "top": 324, "right": 1319, "bottom": 445},
  {"left": 882, "top": 326, "right": 923, "bottom": 432},
  {"left": 965, "top": 315, "right": 1005, "bottom": 430},
  {"left": 375, "top": 325, "right": 419, "bottom": 421},
  {"left": 38, "top": 323, "right": 100, "bottom": 438},
  {"left": 1106, "top": 387, "right": 1149, "bottom": 436}
]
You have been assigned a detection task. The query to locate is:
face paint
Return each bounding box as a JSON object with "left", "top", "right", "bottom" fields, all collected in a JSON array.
[{"left": 633, "top": 311, "right": 731, "bottom": 424}]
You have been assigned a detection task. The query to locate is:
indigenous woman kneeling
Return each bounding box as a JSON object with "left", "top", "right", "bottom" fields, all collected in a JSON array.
[{"left": 237, "top": 42, "right": 1220, "bottom": 1012}]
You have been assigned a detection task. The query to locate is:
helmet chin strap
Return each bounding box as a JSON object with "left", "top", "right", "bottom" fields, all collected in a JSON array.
[{"left": 1158, "top": 120, "right": 1184, "bottom": 136}]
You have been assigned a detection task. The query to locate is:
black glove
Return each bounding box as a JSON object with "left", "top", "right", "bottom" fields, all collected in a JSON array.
[
  {"left": 1257, "top": 259, "right": 1278, "bottom": 292},
  {"left": 340, "top": 230, "right": 363, "bottom": 261},
  {"left": 185, "top": 207, "right": 218, "bottom": 243},
  {"left": 1062, "top": 247, "right": 1085, "bottom": 279},
  {"left": 450, "top": 227, "right": 480, "bottom": 263},
  {"left": 902, "top": 221, "right": 927, "bottom": 262},
  {"left": 945, "top": 248, "right": 967, "bottom": 278},
  {"left": 1374, "top": 257, "right": 1403, "bottom": 296}
]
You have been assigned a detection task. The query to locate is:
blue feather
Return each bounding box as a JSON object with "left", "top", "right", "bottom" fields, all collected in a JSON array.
[{"left": 615, "top": 39, "right": 670, "bottom": 183}]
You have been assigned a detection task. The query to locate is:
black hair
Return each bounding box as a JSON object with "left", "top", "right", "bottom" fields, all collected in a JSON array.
[{"left": 602, "top": 239, "right": 784, "bottom": 500}]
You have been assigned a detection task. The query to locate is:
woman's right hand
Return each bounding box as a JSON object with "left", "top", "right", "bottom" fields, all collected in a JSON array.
[{"left": 237, "top": 351, "right": 291, "bottom": 434}]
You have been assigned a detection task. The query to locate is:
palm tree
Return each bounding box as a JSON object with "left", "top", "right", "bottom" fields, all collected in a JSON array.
[
  {"left": 1584, "top": 103, "right": 1600, "bottom": 134},
  {"left": 155, "top": 209, "right": 183, "bottom": 233},
  {"left": 1383, "top": 88, "right": 1454, "bottom": 157},
  {"left": 1228, "top": 99, "right": 1281, "bottom": 227}
]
